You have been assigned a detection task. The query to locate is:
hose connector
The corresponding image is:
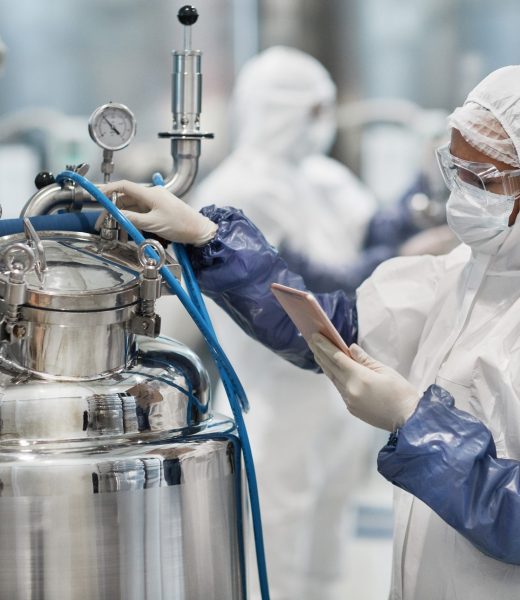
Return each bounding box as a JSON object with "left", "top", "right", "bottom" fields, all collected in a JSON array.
[{"left": 98, "top": 193, "right": 122, "bottom": 251}]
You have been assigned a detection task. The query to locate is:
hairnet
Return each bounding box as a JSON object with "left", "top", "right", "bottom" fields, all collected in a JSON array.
[
  {"left": 447, "top": 66, "right": 520, "bottom": 168},
  {"left": 231, "top": 46, "right": 337, "bottom": 160}
]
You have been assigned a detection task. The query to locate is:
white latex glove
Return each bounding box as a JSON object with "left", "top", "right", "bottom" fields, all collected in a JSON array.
[
  {"left": 308, "top": 334, "right": 421, "bottom": 431},
  {"left": 96, "top": 180, "right": 218, "bottom": 246}
]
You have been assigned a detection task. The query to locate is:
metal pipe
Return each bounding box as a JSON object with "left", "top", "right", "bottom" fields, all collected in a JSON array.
[
  {"left": 162, "top": 138, "right": 200, "bottom": 197},
  {"left": 21, "top": 185, "right": 97, "bottom": 218},
  {"left": 21, "top": 139, "right": 200, "bottom": 217},
  {"left": 172, "top": 51, "right": 202, "bottom": 134}
]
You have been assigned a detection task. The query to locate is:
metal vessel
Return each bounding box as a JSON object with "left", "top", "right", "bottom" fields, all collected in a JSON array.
[{"left": 0, "top": 229, "right": 246, "bottom": 599}]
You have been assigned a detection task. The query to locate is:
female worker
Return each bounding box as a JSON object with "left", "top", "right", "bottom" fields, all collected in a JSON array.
[{"left": 102, "top": 65, "right": 520, "bottom": 599}]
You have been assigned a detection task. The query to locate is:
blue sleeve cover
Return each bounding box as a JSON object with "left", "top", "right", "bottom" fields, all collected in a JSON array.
[
  {"left": 378, "top": 384, "right": 520, "bottom": 564},
  {"left": 187, "top": 205, "right": 358, "bottom": 371}
]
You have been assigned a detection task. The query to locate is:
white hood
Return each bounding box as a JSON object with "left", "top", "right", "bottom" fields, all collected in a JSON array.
[{"left": 231, "top": 46, "right": 337, "bottom": 162}]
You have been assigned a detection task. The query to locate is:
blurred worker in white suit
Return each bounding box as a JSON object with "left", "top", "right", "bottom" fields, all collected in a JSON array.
[{"left": 192, "top": 46, "right": 376, "bottom": 600}]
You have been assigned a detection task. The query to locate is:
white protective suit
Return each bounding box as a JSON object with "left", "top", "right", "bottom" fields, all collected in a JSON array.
[
  {"left": 193, "top": 47, "right": 376, "bottom": 599},
  {"left": 357, "top": 66, "right": 520, "bottom": 599}
]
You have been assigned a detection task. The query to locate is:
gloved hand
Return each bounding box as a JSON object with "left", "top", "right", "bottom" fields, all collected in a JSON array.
[
  {"left": 96, "top": 180, "right": 218, "bottom": 246},
  {"left": 308, "top": 334, "right": 421, "bottom": 431}
]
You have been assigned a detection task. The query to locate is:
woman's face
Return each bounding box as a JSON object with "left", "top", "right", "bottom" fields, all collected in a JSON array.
[{"left": 450, "top": 128, "right": 520, "bottom": 226}]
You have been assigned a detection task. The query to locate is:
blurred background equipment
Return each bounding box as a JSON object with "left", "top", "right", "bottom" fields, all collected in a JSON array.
[{"left": 2, "top": 0, "right": 518, "bottom": 188}]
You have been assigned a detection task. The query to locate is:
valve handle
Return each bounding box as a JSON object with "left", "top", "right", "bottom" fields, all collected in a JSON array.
[
  {"left": 23, "top": 218, "right": 47, "bottom": 282},
  {"left": 34, "top": 171, "right": 56, "bottom": 190},
  {"left": 65, "top": 163, "right": 90, "bottom": 177},
  {"left": 177, "top": 5, "right": 198, "bottom": 26}
]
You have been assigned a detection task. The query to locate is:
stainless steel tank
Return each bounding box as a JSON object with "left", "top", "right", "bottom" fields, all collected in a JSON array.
[{"left": 0, "top": 228, "right": 245, "bottom": 599}]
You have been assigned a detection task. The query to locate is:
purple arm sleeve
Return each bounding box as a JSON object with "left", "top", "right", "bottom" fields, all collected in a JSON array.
[
  {"left": 187, "top": 206, "right": 358, "bottom": 371},
  {"left": 379, "top": 384, "right": 520, "bottom": 564}
]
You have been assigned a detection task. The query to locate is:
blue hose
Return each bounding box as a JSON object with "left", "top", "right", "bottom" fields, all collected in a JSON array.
[
  {"left": 0, "top": 212, "right": 100, "bottom": 237},
  {"left": 55, "top": 171, "right": 270, "bottom": 600}
]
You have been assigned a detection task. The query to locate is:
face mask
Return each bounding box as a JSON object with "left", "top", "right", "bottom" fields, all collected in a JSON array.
[
  {"left": 286, "top": 107, "right": 336, "bottom": 162},
  {"left": 306, "top": 109, "right": 336, "bottom": 156},
  {"left": 446, "top": 181, "right": 514, "bottom": 254}
]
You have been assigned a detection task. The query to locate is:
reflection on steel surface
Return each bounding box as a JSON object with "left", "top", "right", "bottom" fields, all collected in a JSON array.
[
  {"left": 0, "top": 449, "right": 243, "bottom": 599},
  {"left": 0, "top": 229, "right": 246, "bottom": 598}
]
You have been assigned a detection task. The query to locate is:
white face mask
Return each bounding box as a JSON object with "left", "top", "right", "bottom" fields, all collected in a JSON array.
[
  {"left": 307, "top": 108, "right": 336, "bottom": 156},
  {"left": 446, "top": 181, "right": 514, "bottom": 254}
]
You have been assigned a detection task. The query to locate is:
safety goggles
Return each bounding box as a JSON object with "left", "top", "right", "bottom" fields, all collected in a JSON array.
[{"left": 436, "top": 143, "right": 520, "bottom": 201}]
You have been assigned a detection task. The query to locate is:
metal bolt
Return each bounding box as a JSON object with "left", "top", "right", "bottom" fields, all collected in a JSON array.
[
  {"left": 142, "top": 322, "right": 149, "bottom": 330},
  {"left": 12, "top": 325, "right": 26, "bottom": 338}
]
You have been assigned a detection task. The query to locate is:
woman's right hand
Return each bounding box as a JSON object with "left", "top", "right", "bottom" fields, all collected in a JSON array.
[{"left": 97, "top": 180, "right": 218, "bottom": 246}]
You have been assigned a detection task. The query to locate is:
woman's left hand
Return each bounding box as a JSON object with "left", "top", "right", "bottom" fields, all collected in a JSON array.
[{"left": 309, "top": 334, "right": 421, "bottom": 431}]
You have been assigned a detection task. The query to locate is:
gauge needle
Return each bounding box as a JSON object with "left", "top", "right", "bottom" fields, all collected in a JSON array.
[{"left": 103, "top": 116, "right": 121, "bottom": 136}]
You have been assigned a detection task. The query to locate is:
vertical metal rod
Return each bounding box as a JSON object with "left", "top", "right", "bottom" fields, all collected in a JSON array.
[{"left": 183, "top": 26, "right": 192, "bottom": 52}]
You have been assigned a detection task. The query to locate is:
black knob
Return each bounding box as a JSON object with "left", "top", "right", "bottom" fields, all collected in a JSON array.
[
  {"left": 34, "top": 171, "right": 56, "bottom": 190},
  {"left": 178, "top": 5, "right": 198, "bottom": 26}
]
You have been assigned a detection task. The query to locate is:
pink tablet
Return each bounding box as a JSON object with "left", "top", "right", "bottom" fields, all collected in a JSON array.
[{"left": 271, "top": 282, "right": 351, "bottom": 356}]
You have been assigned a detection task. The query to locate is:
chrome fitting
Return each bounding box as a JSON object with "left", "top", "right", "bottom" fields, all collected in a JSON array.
[
  {"left": 1, "top": 243, "right": 35, "bottom": 341},
  {"left": 131, "top": 239, "right": 166, "bottom": 338}
]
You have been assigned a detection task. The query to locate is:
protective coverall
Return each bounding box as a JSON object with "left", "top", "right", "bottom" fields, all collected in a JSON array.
[{"left": 186, "top": 202, "right": 520, "bottom": 600}]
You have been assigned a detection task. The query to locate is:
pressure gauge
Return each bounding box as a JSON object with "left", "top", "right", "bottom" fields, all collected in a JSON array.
[{"left": 88, "top": 103, "right": 136, "bottom": 151}]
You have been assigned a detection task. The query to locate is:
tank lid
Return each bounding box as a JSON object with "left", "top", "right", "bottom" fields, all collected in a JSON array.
[{"left": 0, "top": 232, "right": 143, "bottom": 311}]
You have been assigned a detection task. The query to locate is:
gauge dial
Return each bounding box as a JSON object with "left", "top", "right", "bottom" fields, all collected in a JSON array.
[{"left": 88, "top": 103, "right": 136, "bottom": 151}]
